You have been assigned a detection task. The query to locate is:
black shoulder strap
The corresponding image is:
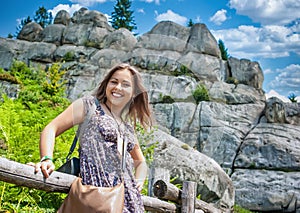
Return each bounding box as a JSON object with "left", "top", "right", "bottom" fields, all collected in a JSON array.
[
  {"left": 66, "top": 97, "right": 127, "bottom": 172},
  {"left": 65, "top": 97, "right": 100, "bottom": 160}
]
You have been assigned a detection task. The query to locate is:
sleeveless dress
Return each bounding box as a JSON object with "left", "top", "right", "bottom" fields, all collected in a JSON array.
[{"left": 78, "top": 95, "right": 144, "bottom": 213}]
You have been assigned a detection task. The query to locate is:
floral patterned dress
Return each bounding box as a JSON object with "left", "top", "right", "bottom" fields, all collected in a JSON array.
[{"left": 78, "top": 95, "right": 144, "bottom": 213}]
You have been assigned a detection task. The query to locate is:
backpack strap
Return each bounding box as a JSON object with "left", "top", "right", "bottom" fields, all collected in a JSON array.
[{"left": 65, "top": 97, "right": 100, "bottom": 160}]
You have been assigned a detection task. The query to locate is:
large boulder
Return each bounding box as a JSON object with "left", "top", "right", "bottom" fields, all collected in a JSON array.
[
  {"left": 40, "top": 24, "right": 66, "bottom": 45},
  {"left": 232, "top": 169, "right": 300, "bottom": 212},
  {"left": 17, "top": 22, "right": 43, "bottom": 42},
  {"left": 150, "top": 129, "right": 235, "bottom": 211},
  {"left": 103, "top": 28, "right": 137, "bottom": 51},
  {"left": 54, "top": 10, "right": 71, "bottom": 25},
  {"left": 265, "top": 97, "right": 300, "bottom": 125},
  {"left": 187, "top": 23, "right": 221, "bottom": 57},
  {"left": 228, "top": 57, "right": 264, "bottom": 90}
]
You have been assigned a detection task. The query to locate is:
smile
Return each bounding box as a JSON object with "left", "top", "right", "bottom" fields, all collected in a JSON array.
[{"left": 112, "top": 92, "right": 122, "bottom": 97}]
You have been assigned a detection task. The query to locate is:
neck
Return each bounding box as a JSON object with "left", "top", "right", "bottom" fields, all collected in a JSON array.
[{"left": 104, "top": 101, "right": 122, "bottom": 119}]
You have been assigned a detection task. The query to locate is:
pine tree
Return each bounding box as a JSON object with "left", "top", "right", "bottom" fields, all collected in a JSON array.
[
  {"left": 187, "top": 19, "right": 194, "bottom": 27},
  {"left": 110, "top": 0, "right": 136, "bottom": 32},
  {"left": 218, "top": 39, "right": 229, "bottom": 60},
  {"left": 288, "top": 93, "right": 297, "bottom": 103},
  {"left": 33, "top": 6, "right": 53, "bottom": 28},
  {"left": 15, "top": 16, "right": 32, "bottom": 37}
]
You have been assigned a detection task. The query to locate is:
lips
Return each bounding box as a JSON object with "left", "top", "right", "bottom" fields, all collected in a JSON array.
[{"left": 112, "top": 92, "right": 122, "bottom": 98}]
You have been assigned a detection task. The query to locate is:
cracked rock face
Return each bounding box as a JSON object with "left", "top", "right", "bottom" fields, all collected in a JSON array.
[{"left": 1, "top": 8, "right": 299, "bottom": 212}]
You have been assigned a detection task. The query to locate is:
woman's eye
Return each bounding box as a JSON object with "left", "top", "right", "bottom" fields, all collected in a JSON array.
[
  {"left": 110, "top": 80, "right": 118, "bottom": 84},
  {"left": 123, "top": 83, "right": 131, "bottom": 88}
]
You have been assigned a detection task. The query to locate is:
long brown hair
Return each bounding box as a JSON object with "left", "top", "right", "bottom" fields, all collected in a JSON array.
[{"left": 94, "top": 63, "right": 153, "bottom": 129}]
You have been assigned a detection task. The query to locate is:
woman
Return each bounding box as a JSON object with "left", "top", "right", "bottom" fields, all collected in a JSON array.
[{"left": 35, "top": 63, "right": 152, "bottom": 212}]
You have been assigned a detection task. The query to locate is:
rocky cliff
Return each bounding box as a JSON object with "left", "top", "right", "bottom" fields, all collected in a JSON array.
[{"left": 0, "top": 8, "right": 299, "bottom": 212}]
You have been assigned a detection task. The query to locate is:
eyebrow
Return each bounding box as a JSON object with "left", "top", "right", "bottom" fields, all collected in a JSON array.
[{"left": 110, "top": 77, "right": 131, "bottom": 84}]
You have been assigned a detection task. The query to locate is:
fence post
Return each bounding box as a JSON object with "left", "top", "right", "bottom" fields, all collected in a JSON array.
[
  {"left": 181, "top": 181, "right": 197, "bottom": 213},
  {"left": 148, "top": 166, "right": 170, "bottom": 197}
]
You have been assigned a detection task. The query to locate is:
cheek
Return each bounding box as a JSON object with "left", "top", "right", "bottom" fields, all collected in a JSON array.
[{"left": 124, "top": 87, "right": 134, "bottom": 98}]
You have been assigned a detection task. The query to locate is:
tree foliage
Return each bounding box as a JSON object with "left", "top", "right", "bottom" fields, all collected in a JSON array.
[
  {"left": 110, "top": 0, "right": 136, "bottom": 32},
  {"left": 187, "top": 19, "right": 194, "bottom": 27},
  {"left": 0, "top": 61, "right": 70, "bottom": 212},
  {"left": 15, "top": 16, "right": 32, "bottom": 37},
  {"left": 192, "top": 84, "right": 210, "bottom": 104},
  {"left": 14, "top": 6, "right": 52, "bottom": 37},
  {"left": 288, "top": 93, "right": 298, "bottom": 103},
  {"left": 33, "top": 6, "right": 53, "bottom": 28},
  {"left": 218, "top": 39, "right": 229, "bottom": 60}
]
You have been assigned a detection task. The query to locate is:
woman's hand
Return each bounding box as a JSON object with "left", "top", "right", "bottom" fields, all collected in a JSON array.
[
  {"left": 28, "top": 160, "right": 55, "bottom": 178},
  {"left": 136, "top": 179, "right": 144, "bottom": 192}
]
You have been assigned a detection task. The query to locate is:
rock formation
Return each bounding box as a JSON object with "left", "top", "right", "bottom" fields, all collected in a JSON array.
[{"left": 0, "top": 8, "right": 299, "bottom": 212}]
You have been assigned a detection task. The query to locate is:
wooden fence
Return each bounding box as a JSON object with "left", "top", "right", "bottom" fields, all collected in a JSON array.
[{"left": 0, "top": 157, "right": 222, "bottom": 213}]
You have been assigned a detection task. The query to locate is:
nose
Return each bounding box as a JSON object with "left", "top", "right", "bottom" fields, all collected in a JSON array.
[{"left": 115, "top": 83, "right": 122, "bottom": 90}]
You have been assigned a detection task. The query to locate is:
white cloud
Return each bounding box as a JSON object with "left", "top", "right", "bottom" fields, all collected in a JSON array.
[
  {"left": 155, "top": 10, "right": 187, "bottom": 26},
  {"left": 267, "top": 64, "right": 300, "bottom": 97},
  {"left": 209, "top": 9, "right": 227, "bottom": 25},
  {"left": 141, "top": 0, "right": 160, "bottom": 4},
  {"left": 137, "top": 8, "right": 145, "bottom": 14},
  {"left": 49, "top": 4, "right": 83, "bottom": 18},
  {"left": 195, "top": 16, "right": 201, "bottom": 23},
  {"left": 265, "top": 90, "right": 290, "bottom": 102},
  {"left": 69, "top": 0, "right": 108, "bottom": 7},
  {"left": 211, "top": 23, "right": 300, "bottom": 59},
  {"left": 229, "top": 0, "right": 300, "bottom": 25}
]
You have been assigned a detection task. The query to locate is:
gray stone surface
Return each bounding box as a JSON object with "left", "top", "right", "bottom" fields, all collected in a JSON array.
[{"left": 0, "top": 8, "right": 299, "bottom": 212}]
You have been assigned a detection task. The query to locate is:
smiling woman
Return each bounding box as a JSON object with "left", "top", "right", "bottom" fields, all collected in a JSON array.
[{"left": 34, "top": 63, "right": 153, "bottom": 212}]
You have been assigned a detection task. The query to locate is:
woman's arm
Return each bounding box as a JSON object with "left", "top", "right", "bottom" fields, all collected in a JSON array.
[
  {"left": 130, "top": 138, "right": 148, "bottom": 192},
  {"left": 36, "top": 98, "right": 85, "bottom": 178}
]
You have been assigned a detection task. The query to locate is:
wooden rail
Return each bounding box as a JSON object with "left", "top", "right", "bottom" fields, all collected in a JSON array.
[{"left": 0, "top": 157, "right": 223, "bottom": 213}]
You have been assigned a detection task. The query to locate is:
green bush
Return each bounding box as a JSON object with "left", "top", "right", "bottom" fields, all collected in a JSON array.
[
  {"left": 63, "top": 51, "right": 75, "bottom": 62},
  {"left": 83, "top": 40, "right": 100, "bottom": 48},
  {"left": 0, "top": 73, "right": 22, "bottom": 84},
  {"left": 159, "top": 94, "right": 175, "bottom": 104},
  {"left": 233, "top": 204, "right": 255, "bottom": 213},
  {"left": 0, "top": 61, "right": 71, "bottom": 212},
  {"left": 226, "top": 77, "right": 239, "bottom": 85},
  {"left": 192, "top": 84, "right": 210, "bottom": 104},
  {"left": 173, "top": 65, "right": 194, "bottom": 77}
]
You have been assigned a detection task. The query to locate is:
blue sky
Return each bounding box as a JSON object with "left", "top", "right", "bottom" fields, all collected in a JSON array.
[{"left": 0, "top": 0, "right": 299, "bottom": 100}]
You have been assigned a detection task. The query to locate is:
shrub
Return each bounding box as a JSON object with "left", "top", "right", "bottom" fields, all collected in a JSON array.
[
  {"left": 288, "top": 93, "right": 297, "bottom": 103},
  {"left": 63, "top": 51, "right": 75, "bottom": 62},
  {"left": 160, "top": 94, "right": 175, "bottom": 104},
  {"left": 192, "top": 84, "right": 210, "bottom": 104},
  {"left": 42, "top": 63, "right": 67, "bottom": 97},
  {"left": 173, "top": 65, "right": 193, "bottom": 77},
  {"left": 0, "top": 73, "right": 22, "bottom": 84},
  {"left": 83, "top": 40, "right": 100, "bottom": 48},
  {"left": 0, "top": 61, "right": 71, "bottom": 212},
  {"left": 226, "top": 77, "right": 239, "bottom": 85}
]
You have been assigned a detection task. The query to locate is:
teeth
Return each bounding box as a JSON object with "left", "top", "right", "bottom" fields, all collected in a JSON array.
[{"left": 112, "top": 92, "right": 122, "bottom": 97}]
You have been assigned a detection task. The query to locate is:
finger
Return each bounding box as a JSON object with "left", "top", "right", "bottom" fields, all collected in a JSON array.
[
  {"left": 34, "top": 162, "right": 41, "bottom": 174},
  {"left": 136, "top": 182, "right": 143, "bottom": 192},
  {"left": 47, "top": 164, "right": 55, "bottom": 176},
  {"left": 26, "top": 162, "right": 35, "bottom": 167},
  {"left": 40, "top": 162, "right": 50, "bottom": 178}
]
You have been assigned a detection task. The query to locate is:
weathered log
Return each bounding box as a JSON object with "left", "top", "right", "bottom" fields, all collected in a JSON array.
[
  {"left": 181, "top": 181, "right": 197, "bottom": 213},
  {"left": 153, "top": 180, "right": 222, "bottom": 213},
  {"left": 153, "top": 178, "right": 181, "bottom": 201},
  {"left": 148, "top": 166, "right": 170, "bottom": 197},
  {"left": 0, "top": 157, "right": 176, "bottom": 212},
  {"left": 0, "top": 157, "right": 76, "bottom": 193},
  {"left": 142, "top": 196, "right": 177, "bottom": 213}
]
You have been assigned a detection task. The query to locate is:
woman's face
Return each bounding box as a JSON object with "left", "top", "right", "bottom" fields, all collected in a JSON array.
[{"left": 105, "top": 69, "right": 134, "bottom": 109}]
